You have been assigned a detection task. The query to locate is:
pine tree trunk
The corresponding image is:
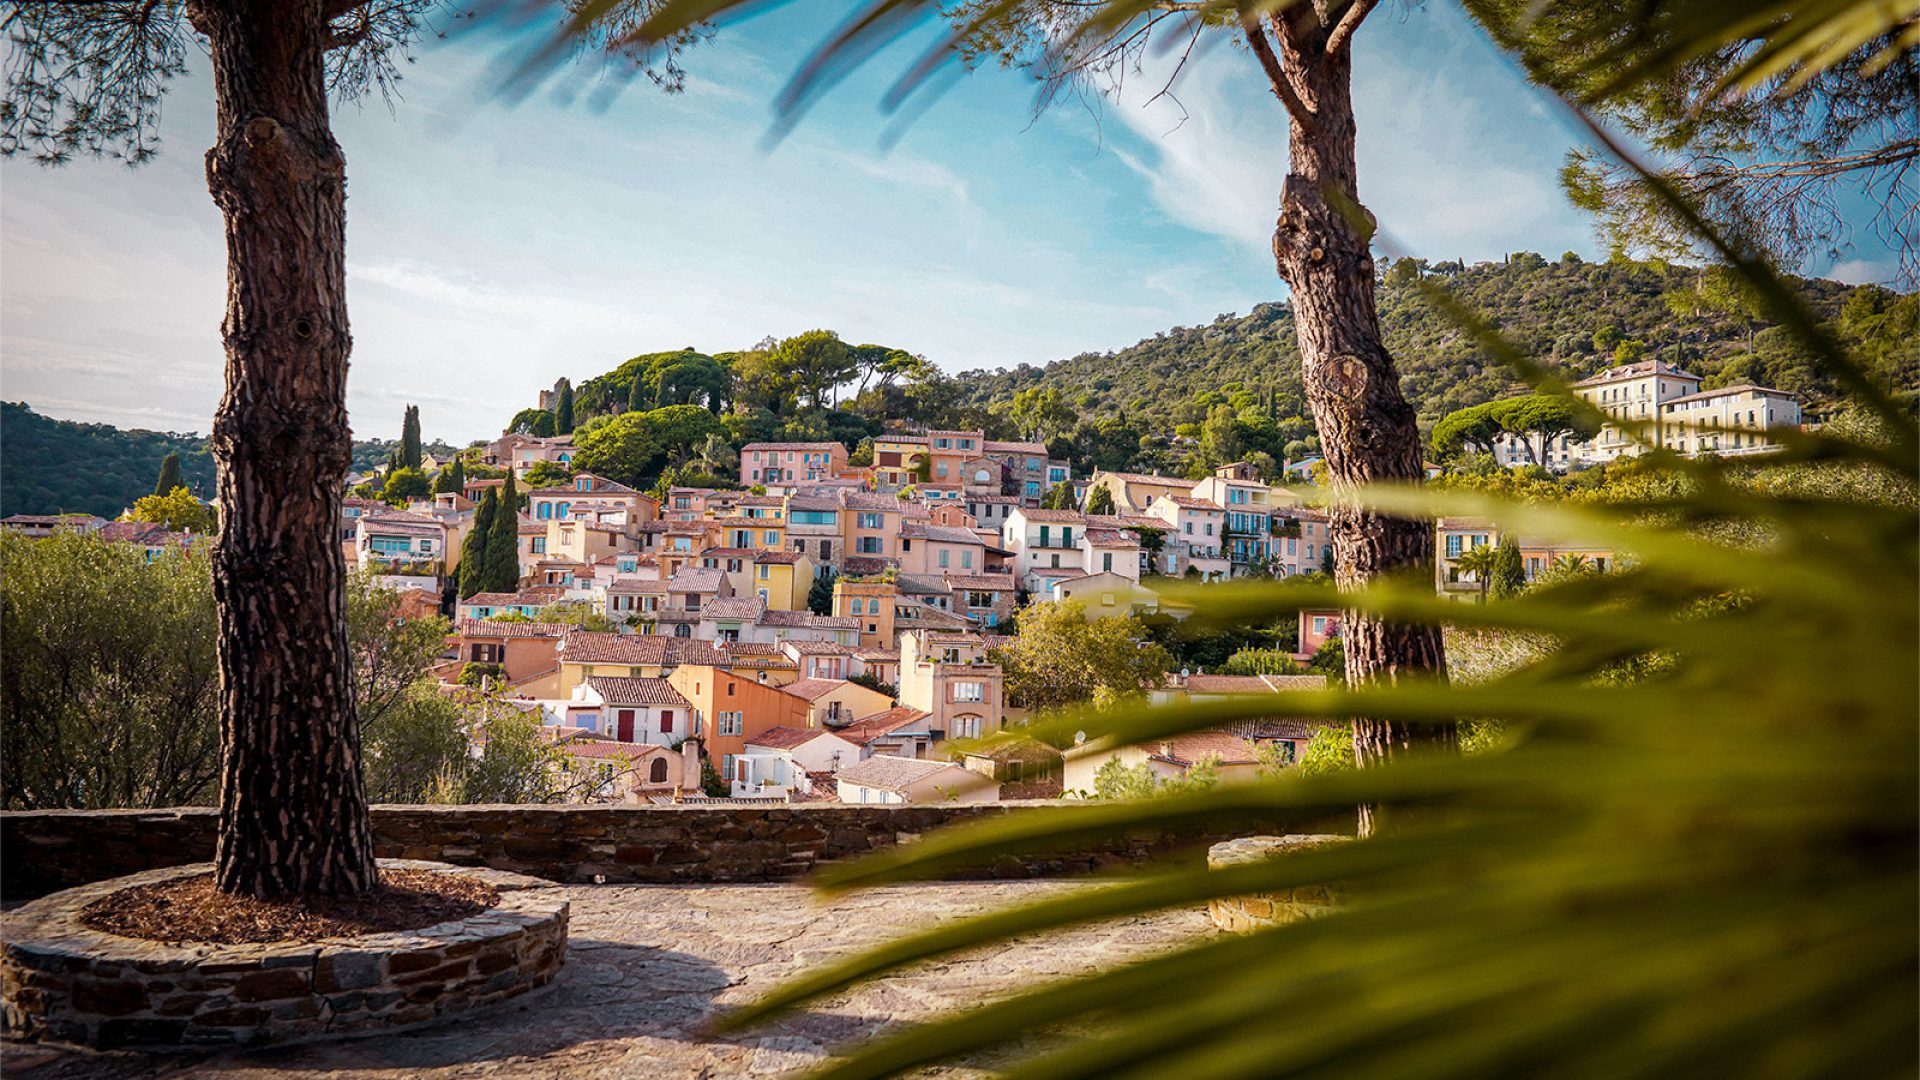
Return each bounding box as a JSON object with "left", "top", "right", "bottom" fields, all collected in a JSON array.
[
  {"left": 195, "top": 0, "right": 377, "bottom": 897},
  {"left": 1268, "top": 17, "right": 1453, "bottom": 835}
]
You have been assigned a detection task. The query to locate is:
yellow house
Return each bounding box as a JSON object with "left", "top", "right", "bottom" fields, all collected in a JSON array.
[
  {"left": 779, "top": 677, "right": 898, "bottom": 730},
  {"left": 872, "top": 434, "right": 929, "bottom": 489},
  {"left": 749, "top": 549, "right": 814, "bottom": 610},
  {"left": 545, "top": 518, "right": 629, "bottom": 567},
  {"left": 718, "top": 642, "right": 801, "bottom": 687},
  {"left": 708, "top": 516, "right": 787, "bottom": 552}
]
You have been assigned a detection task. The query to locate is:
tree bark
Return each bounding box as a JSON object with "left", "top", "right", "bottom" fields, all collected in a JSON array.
[
  {"left": 195, "top": 0, "right": 376, "bottom": 897},
  {"left": 1262, "top": 9, "right": 1453, "bottom": 835}
]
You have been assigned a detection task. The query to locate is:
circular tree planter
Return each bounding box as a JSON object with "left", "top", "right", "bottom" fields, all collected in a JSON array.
[{"left": 0, "top": 859, "right": 567, "bottom": 1050}]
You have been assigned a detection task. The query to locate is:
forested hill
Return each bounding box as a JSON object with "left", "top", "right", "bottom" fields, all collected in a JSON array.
[
  {"left": 0, "top": 403, "right": 218, "bottom": 519},
  {"left": 0, "top": 402, "right": 460, "bottom": 518},
  {"left": 953, "top": 253, "right": 1914, "bottom": 441}
]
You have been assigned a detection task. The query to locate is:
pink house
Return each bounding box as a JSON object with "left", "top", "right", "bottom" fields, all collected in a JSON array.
[{"left": 1295, "top": 608, "right": 1342, "bottom": 661}]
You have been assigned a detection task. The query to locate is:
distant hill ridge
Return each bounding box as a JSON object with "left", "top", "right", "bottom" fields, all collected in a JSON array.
[{"left": 0, "top": 402, "right": 458, "bottom": 519}]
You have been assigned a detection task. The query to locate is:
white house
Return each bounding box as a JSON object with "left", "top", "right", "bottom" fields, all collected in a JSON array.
[
  {"left": 572, "top": 676, "right": 695, "bottom": 745},
  {"left": 835, "top": 755, "right": 1000, "bottom": 804},
  {"left": 731, "top": 726, "right": 861, "bottom": 798}
]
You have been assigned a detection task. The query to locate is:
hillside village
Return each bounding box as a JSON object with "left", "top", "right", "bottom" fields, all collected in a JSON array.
[{"left": 2, "top": 346, "right": 1820, "bottom": 808}]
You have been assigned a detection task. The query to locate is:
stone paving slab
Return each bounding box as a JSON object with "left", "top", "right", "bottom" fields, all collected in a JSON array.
[{"left": 2, "top": 881, "right": 1212, "bottom": 1078}]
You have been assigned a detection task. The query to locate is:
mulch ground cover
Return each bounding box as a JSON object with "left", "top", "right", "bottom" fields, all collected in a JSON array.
[{"left": 78, "top": 870, "right": 499, "bottom": 945}]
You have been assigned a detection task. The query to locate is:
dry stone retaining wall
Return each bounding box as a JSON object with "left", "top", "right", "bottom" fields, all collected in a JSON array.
[
  {"left": 1206, "top": 835, "right": 1350, "bottom": 932},
  {"left": 0, "top": 860, "right": 566, "bottom": 1050},
  {"left": 2, "top": 804, "right": 1348, "bottom": 900}
]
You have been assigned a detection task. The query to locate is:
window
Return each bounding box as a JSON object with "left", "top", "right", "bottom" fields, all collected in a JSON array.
[
  {"left": 764, "top": 531, "right": 779, "bottom": 545},
  {"left": 858, "top": 536, "right": 882, "bottom": 554},
  {"left": 939, "top": 550, "right": 950, "bottom": 568},
  {"left": 1100, "top": 593, "right": 1116, "bottom": 606},
  {"left": 951, "top": 715, "right": 982, "bottom": 739},
  {"left": 660, "top": 710, "right": 675, "bottom": 733},
  {"left": 757, "top": 564, "right": 769, "bottom": 579},
  {"left": 649, "top": 757, "right": 669, "bottom": 783},
  {"left": 953, "top": 681, "right": 984, "bottom": 702},
  {"left": 1102, "top": 553, "right": 1113, "bottom": 572},
  {"left": 858, "top": 512, "right": 883, "bottom": 529},
  {"left": 531, "top": 538, "right": 547, "bottom": 555},
  {"left": 962, "top": 551, "right": 973, "bottom": 569},
  {"left": 1445, "top": 535, "right": 1463, "bottom": 558},
  {"left": 718, "top": 711, "right": 744, "bottom": 736}
]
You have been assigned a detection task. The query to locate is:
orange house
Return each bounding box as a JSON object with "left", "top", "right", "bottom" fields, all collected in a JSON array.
[
  {"left": 449, "top": 619, "right": 569, "bottom": 686},
  {"left": 665, "top": 665, "right": 812, "bottom": 776},
  {"left": 834, "top": 578, "right": 898, "bottom": 650}
]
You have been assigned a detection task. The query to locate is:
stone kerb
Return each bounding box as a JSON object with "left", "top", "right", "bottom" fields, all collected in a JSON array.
[
  {"left": 0, "top": 859, "right": 567, "bottom": 1051},
  {"left": 1206, "top": 834, "right": 1349, "bottom": 932}
]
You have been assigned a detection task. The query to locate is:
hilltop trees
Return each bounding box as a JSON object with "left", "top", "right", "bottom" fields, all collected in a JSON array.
[
  {"left": 574, "top": 404, "right": 725, "bottom": 488},
  {"left": 773, "top": 330, "right": 856, "bottom": 410},
  {"left": 1003, "top": 386, "right": 1074, "bottom": 443},
  {"left": 554, "top": 379, "right": 575, "bottom": 434},
  {"left": 1433, "top": 393, "right": 1599, "bottom": 463}
]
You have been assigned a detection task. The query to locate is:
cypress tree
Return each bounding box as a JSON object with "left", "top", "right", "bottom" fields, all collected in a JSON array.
[
  {"left": 431, "top": 456, "right": 466, "bottom": 496},
  {"left": 400, "top": 405, "right": 422, "bottom": 470},
  {"left": 459, "top": 490, "right": 497, "bottom": 599},
  {"left": 486, "top": 472, "right": 521, "bottom": 592},
  {"left": 627, "top": 373, "right": 647, "bottom": 414},
  {"left": 1489, "top": 538, "right": 1527, "bottom": 599},
  {"left": 555, "top": 379, "right": 575, "bottom": 434},
  {"left": 153, "top": 452, "right": 183, "bottom": 497}
]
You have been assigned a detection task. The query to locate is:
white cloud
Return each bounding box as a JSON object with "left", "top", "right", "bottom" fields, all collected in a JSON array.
[
  {"left": 1094, "top": 8, "right": 1590, "bottom": 265},
  {"left": 1826, "top": 258, "right": 1894, "bottom": 286}
]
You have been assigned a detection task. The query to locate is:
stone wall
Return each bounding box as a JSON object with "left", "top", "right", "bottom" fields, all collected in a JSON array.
[
  {"left": 2, "top": 804, "right": 1350, "bottom": 900},
  {"left": 1205, "top": 835, "right": 1349, "bottom": 932}
]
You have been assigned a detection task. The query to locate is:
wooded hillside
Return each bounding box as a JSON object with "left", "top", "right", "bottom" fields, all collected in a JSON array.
[{"left": 953, "top": 254, "right": 1914, "bottom": 448}]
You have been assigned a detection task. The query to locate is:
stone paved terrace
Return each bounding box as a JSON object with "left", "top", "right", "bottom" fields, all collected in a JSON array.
[{"left": 3, "top": 881, "right": 1213, "bottom": 1078}]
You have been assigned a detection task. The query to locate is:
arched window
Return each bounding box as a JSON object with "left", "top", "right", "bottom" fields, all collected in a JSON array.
[{"left": 649, "top": 757, "right": 669, "bottom": 784}]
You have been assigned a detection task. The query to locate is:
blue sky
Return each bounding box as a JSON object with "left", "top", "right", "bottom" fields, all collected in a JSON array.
[{"left": 0, "top": 4, "right": 1899, "bottom": 444}]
